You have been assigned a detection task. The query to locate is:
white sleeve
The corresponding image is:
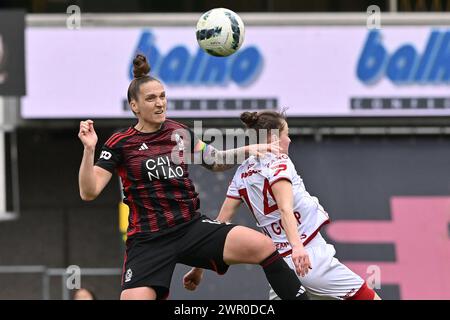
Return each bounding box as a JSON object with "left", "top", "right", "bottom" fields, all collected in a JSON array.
[
  {"left": 267, "top": 154, "right": 296, "bottom": 186},
  {"left": 226, "top": 173, "right": 242, "bottom": 200}
]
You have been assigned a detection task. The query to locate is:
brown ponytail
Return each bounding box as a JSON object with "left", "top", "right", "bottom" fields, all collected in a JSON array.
[
  {"left": 240, "top": 111, "right": 259, "bottom": 128},
  {"left": 127, "top": 54, "right": 160, "bottom": 103},
  {"left": 132, "top": 54, "right": 151, "bottom": 78},
  {"left": 240, "top": 110, "right": 287, "bottom": 132}
]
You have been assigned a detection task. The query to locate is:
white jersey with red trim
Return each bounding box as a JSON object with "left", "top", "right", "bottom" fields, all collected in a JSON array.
[{"left": 227, "top": 153, "right": 330, "bottom": 255}]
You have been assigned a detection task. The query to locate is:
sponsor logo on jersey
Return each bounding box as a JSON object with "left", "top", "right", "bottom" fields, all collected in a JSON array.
[
  {"left": 275, "top": 242, "right": 290, "bottom": 250},
  {"left": 99, "top": 150, "right": 112, "bottom": 160},
  {"left": 145, "top": 155, "right": 184, "bottom": 181},
  {"left": 240, "top": 169, "right": 261, "bottom": 179},
  {"left": 124, "top": 268, "right": 133, "bottom": 283},
  {"left": 266, "top": 212, "right": 302, "bottom": 235},
  {"left": 138, "top": 143, "right": 149, "bottom": 151}
]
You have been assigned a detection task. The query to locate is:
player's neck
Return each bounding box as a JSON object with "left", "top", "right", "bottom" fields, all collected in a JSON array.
[{"left": 134, "top": 121, "right": 163, "bottom": 133}]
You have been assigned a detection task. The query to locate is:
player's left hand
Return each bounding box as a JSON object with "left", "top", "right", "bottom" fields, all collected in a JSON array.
[
  {"left": 291, "top": 245, "right": 312, "bottom": 277},
  {"left": 250, "top": 140, "right": 281, "bottom": 158},
  {"left": 183, "top": 268, "right": 204, "bottom": 291}
]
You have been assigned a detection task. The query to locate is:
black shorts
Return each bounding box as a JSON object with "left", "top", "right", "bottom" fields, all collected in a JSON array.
[{"left": 121, "top": 215, "right": 237, "bottom": 299}]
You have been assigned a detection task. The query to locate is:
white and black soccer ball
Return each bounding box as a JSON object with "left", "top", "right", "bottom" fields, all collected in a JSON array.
[{"left": 196, "top": 8, "right": 245, "bottom": 57}]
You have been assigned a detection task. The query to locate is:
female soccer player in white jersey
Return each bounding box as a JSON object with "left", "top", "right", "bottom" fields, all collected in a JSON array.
[{"left": 183, "top": 110, "right": 381, "bottom": 300}]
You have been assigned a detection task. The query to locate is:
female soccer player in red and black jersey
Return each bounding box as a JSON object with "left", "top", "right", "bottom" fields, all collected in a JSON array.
[{"left": 78, "top": 54, "right": 310, "bottom": 300}]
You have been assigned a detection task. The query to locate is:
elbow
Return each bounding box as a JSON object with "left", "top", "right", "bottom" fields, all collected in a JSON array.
[
  {"left": 80, "top": 191, "right": 97, "bottom": 201},
  {"left": 278, "top": 207, "right": 292, "bottom": 216}
]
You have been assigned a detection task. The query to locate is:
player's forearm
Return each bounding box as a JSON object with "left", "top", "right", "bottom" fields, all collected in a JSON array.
[
  {"left": 216, "top": 210, "right": 233, "bottom": 223},
  {"left": 201, "top": 145, "right": 251, "bottom": 172},
  {"left": 217, "top": 199, "right": 239, "bottom": 222},
  {"left": 79, "top": 147, "right": 98, "bottom": 200},
  {"left": 280, "top": 208, "right": 303, "bottom": 249}
]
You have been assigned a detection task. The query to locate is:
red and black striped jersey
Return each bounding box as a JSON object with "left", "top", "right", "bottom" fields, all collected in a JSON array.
[{"left": 95, "top": 119, "right": 201, "bottom": 238}]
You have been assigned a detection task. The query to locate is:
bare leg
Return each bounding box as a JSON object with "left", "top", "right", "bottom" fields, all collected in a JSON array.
[
  {"left": 222, "top": 225, "right": 308, "bottom": 300},
  {"left": 120, "top": 287, "right": 157, "bottom": 300},
  {"left": 222, "top": 226, "right": 276, "bottom": 264}
]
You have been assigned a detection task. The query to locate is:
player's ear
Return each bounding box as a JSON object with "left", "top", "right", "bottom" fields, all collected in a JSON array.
[
  {"left": 270, "top": 132, "right": 279, "bottom": 143},
  {"left": 130, "top": 100, "right": 139, "bottom": 114}
]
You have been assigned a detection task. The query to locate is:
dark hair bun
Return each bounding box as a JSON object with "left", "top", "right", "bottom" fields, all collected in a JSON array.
[
  {"left": 133, "top": 54, "right": 151, "bottom": 78},
  {"left": 240, "top": 111, "right": 259, "bottom": 128}
]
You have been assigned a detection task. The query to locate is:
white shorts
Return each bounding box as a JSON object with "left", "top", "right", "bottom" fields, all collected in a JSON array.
[{"left": 269, "top": 232, "right": 365, "bottom": 300}]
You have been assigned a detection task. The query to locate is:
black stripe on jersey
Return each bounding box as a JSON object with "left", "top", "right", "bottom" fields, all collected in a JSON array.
[
  {"left": 179, "top": 179, "right": 196, "bottom": 220},
  {"left": 180, "top": 173, "right": 198, "bottom": 215},
  {"left": 141, "top": 161, "right": 170, "bottom": 231},
  {"left": 124, "top": 163, "right": 154, "bottom": 233},
  {"left": 115, "top": 135, "right": 160, "bottom": 233},
  {"left": 168, "top": 177, "right": 194, "bottom": 222},
  {"left": 185, "top": 176, "right": 200, "bottom": 212},
  {"left": 159, "top": 179, "right": 186, "bottom": 224},
  {"left": 151, "top": 179, "right": 177, "bottom": 227},
  {"left": 117, "top": 166, "right": 141, "bottom": 234}
]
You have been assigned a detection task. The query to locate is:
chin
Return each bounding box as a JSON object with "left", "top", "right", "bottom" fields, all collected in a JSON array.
[{"left": 155, "top": 114, "right": 166, "bottom": 123}]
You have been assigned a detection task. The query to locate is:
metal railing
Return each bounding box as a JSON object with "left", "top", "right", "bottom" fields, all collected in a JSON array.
[{"left": 0, "top": 265, "right": 121, "bottom": 300}]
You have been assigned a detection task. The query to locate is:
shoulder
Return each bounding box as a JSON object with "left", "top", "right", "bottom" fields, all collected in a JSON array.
[
  {"left": 262, "top": 153, "right": 292, "bottom": 166},
  {"left": 263, "top": 153, "right": 296, "bottom": 175},
  {"left": 164, "top": 120, "right": 198, "bottom": 146},
  {"left": 104, "top": 127, "right": 135, "bottom": 148},
  {"left": 275, "top": 153, "right": 292, "bottom": 163},
  {"left": 164, "top": 119, "right": 190, "bottom": 130}
]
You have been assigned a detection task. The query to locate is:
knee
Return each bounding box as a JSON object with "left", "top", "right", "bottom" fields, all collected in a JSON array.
[
  {"left": 258, "top": 235, "right": 277, "bottom": 261},
  {"left": 120, "top": 291, "right": 129, "bottom": 300},
  {"left": 120, "top": 290, "right": 129, "bottom": 300},
  {"left": 120, "top": 287, "right": 157, "bottom": 300}
]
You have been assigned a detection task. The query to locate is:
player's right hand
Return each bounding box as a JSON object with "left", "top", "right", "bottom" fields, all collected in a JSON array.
[
  {"left": 183, "top": 268, "right": 204, "bottom": 291},
  {"left": 78, "top": 120, "right": 98, "bottom": 149},
  {"left": 291, "top": 245, "right": 312, "bottom": 277}
]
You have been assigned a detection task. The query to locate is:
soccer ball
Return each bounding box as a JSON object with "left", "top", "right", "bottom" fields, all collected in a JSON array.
[{"left": 196, "top": 8, "right": 245, "bottom": 57}]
